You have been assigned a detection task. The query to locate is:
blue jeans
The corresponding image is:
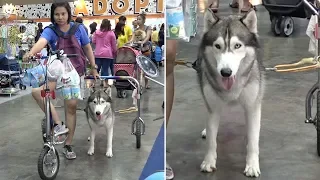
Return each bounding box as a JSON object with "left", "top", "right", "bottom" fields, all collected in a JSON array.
[
  {"left": 110, "top": 59, "right": 114, "bottom": 76},
  {"left": 95, "top": 58, "right": 114, "bottom": 76}
]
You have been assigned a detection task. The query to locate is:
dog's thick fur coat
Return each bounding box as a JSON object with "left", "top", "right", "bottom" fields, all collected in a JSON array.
[
  {"left": 85, "top": 87, "right": 115, "bottom": 157},
  {"left": 196, "top": 9, "right": 265, "bottom": 177}
]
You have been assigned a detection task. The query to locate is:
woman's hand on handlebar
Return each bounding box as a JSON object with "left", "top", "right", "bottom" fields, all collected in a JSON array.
[
  {"left": 22, "top": 52, "right": 33, "bottom": 62},
  {"left": 90, "top": 68, "right": 100, "bottom": 80}
]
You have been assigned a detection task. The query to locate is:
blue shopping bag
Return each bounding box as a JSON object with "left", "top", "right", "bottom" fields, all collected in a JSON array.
[{"left": 22, "top": 64, "right": 46, "bottom": 88}]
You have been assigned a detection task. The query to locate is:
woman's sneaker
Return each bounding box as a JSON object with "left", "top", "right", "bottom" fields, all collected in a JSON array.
[
  {"left": 54, "top": 134, "right": 67, "bottom": 145},
  {"left": 63, "top": 145, "right": 76, "bottom": 160},
  {"left": 54, "top": 123, "right": 69, "bottom": 136}
]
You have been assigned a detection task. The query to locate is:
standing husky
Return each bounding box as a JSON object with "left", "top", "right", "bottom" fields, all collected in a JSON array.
[
  {"left": 85, "top": 86, "right": 115, "bottom": 157},
  {"left": 195, "top": 9, "right": 265, "bottom": 177}
]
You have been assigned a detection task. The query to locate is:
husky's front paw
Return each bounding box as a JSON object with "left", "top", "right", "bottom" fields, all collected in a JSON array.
[
  {"left": 200, "top": 155, "right": 217, "bottom": 172},
  {"left": 87, "top": 147, "right": 94, "bottom": 156},
  {"left": 106, "top": 149, "right": 113, "bottom": 158},
  {"left": 201, "top": 128, "right": 206, "bottom": 138},
  {"left": 244, "top": 155, "right": 260, "bottom": 177}
]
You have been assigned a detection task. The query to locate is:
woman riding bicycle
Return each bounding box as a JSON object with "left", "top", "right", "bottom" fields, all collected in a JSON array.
[{"left": 23, "top": 2, "right": 99, "bottom": 160}]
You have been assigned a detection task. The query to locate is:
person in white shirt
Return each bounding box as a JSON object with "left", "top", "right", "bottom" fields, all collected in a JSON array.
[{"left": 306, "top": 1, "right": 320, "bottom": 57}]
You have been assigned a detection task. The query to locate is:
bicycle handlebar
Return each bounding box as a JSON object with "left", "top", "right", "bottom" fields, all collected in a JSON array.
[
  {"left": 84, "top": 75, "right": 141, "bottom": 93},
  {"left": 84, "top": 75, "right": 122, "bottom": 80},
  {"left": 29, "top": 53, "right": 78, "bottom": 61}
]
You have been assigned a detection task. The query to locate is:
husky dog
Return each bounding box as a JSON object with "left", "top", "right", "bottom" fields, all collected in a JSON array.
[
  {"left": 196, "top": 9, "right": 264, "bottom": 177},
  {"left": 85, "top": 86, "right": 115, "bottom": 157}
]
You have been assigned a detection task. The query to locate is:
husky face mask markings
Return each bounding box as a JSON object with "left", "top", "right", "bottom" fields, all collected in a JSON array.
[
  {"left": 198, "top": 9, "right": 264, "bottom": 178},
  {"left": 210, "top": 36, "right": 247, "bottom": 90},
  {"left": 91, "top": 97, "right": 111, "bottom": 121}
]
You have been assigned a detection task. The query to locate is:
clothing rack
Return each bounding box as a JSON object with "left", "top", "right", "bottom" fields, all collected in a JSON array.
[{"left": 13, "top": 20, "right": 29, "bottom": 23}]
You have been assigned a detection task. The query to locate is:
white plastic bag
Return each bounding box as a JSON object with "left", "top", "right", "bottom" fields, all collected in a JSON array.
[
  {"left": 56, "top": 57, "right": 80, "bottom": 88},
  {"left": 64, "top": 58, "right": 80, "bottom": 86},
  {"left": 47, "top": 59, "right": 64, "bottom": 80},
  {"left": 307, "top": 15, "right": 318, "bottom": 56},
  {"left": 249, "top": 0, "right": 262, "bottom": 6},
  {"left": 166, "top": 0, "right": 189, "bottom": 41},
  {"left": 57, "top": 58, "right": 83, "bottom": 100}
]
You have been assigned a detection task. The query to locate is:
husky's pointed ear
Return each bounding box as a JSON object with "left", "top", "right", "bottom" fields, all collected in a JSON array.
[
  {"left": 104, "top": 87, "right": 112, "bottom": 97},
  {"left": 91, "top": 86, "right": 96, "bottom": 93},
  {"left": 204, "top": 8, "right": 219, "bottom": 32},
  {"left": 240, "top": 9, "right": 258, "bottom": 34}
]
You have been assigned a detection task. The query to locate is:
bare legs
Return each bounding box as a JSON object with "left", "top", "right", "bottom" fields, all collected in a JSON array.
[
  {"left": 64, "top": 99, "right": 77, "bottom": 145},
  {"left": 32, "top": 82, "right": 61, "bottom": 125},
  {"left": 166, "top": 40, "right": 178, "bottom": 128},
  {"left": 32, "top": 82, "right": 77, "bottom": 146},
  {"left": 165, "top": 39, "right": 178, "bottom": 180}
]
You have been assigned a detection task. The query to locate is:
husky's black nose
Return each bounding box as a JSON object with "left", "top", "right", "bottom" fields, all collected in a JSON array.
[
  {"left": 220, "top": 68, "right": 232, "bottom": 77},
  {"left": 96, "top": 111, "right": 101, "bottom": 115}
]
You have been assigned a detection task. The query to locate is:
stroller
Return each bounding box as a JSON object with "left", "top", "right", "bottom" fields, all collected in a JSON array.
[
  {"left": 263, "top": 0, "right": 315, "bottom": 37},
  {"left": 114, "top": 44, "right": 143, "bottom": 98}
]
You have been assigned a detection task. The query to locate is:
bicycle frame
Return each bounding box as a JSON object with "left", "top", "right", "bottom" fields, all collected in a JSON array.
[
  {"left": 303, "top": 0, "right": 320, "bottom": 123},
  {"left": 39, "top": 50, "right": 72, "bottom": 144},
  {"left": 42, "top": 50, "right": 56, "bottom": 145}
]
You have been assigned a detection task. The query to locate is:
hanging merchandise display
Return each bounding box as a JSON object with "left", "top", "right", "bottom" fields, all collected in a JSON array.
[
  {"left": 0, "top": 26, "right": 6, "bottom": 54},
  {"left": 0, "top": 11, "right": 27, "bottom": 93},
  {"left": 8, "top": 25, "right": 21, "bottom": 57},
  {"left": 24, "top": 21, "right": 37, "bottom": 37},
  {"left": 0, "top": 19, "right": 8, "bottom": 54}
]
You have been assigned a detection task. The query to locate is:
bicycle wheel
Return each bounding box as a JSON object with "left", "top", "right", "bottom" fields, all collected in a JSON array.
[
  {"left": 38, "top": 146, "right": 60, "bottom": 180},
  {"left": 136, "top": 119, "right": 141, "bottom": 149},
  {"left": 317, "top": 91, "right": 320, "bottom": 156}
]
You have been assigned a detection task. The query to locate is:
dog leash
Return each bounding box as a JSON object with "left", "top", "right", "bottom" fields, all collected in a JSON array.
[
  {"left": 115, "top": 106, "right": 138, "bottom": 114},
  {"left": 175, "top": 59, "right": 194, "bottom": 68},
  {"left": 265, "top": 56, "right": 320, "bottom": 72}
]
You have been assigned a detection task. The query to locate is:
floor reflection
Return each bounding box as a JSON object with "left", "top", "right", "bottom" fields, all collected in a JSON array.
[{"left": 198, "top": 0, "right": 206, "bottom": 13}]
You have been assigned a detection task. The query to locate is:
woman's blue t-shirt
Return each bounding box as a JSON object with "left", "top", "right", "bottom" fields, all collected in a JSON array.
[{"left": 40, "top": 22, "right": 90, "bottom": 50}]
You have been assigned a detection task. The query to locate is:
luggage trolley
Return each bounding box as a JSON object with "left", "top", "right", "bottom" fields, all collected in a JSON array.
[{"left": 265, "top": 0, "right": 320, "bottom": 157}]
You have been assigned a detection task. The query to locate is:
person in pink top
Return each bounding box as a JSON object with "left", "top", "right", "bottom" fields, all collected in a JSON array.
[{"left": 92, "top": 19, "right": 117, "bottom": 83}]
